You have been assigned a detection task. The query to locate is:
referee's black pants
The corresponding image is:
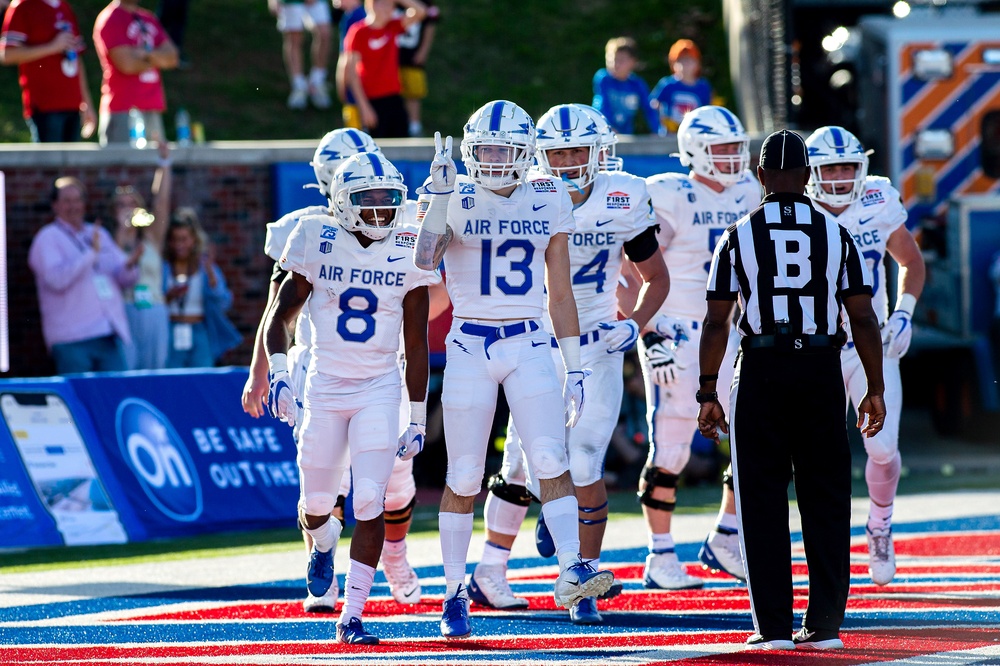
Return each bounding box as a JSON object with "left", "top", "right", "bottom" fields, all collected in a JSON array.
[{"left": 729, "top": 346, "right": 852, "bottom": 638}]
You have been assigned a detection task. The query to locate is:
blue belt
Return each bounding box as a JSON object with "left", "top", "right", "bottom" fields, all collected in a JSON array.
[
  {"left": 550, "top": 329, "right": 601, "bottom": 348},
  {"left": 459, "top": 320, "right": 540, "bottom": 359}
]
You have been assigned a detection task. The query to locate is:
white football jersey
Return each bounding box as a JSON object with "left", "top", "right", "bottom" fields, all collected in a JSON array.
[
  {"left": 813, "top": 176, "right": 907, "bottom": 332},
  {"left": 646, "top": 171, "right": 761, "bottom": 321},
  {"left": 564, "top": 171, "right": 655, "bottom": 331},
  {"left": 439, "top": 174, "right": 575, "bottom": 321},
  {"left": 265, "top": 205, "right": 330, "bottom": 261},
  {"left": 279, "top": 211, "right": 439, "bottom": 380}
]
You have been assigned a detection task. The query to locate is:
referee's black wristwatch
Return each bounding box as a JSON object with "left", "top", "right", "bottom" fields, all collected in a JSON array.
[{"left": 695, "top": 389, "right": 719, "bottom": 404}]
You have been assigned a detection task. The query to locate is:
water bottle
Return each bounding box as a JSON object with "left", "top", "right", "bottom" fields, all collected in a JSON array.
[
  {"left": 175, "top": 108, "right": 191, "bottom": 146},
  {"left": 56, "top": 20, "right": 78, "bottom": 78},
  {"left": 128, "top": 107, "right": 147, "bottom": 149}
]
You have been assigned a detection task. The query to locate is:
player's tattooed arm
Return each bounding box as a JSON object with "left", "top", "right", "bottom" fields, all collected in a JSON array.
[{"left": 415, "top": 224, "right": 452, "bottom": 271}]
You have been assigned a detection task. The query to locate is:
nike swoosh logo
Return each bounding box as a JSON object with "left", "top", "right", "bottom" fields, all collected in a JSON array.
[
  {"left": 859, "top": 217, "right": 874, "bottom": 225},
  {"left": 532, "top": 203, "right": 547, "bottom": 211},
  {"left": 368, "top": 36, "right": 389, "bottom": 50},
  {"left": 387, "top": 256, "right": 405, "bottom": 262},
  {"left": 735, "top": 195, "right": 746, "bottom": 203},
  {"left": 595, "top": 219, "right": 612, "bottom": 227},
  {"left": 531, "top": 341, "right": 547, "bottom": 347}
]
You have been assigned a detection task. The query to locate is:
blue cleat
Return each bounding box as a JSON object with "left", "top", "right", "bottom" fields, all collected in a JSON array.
[
  {"left": 535, "top": 512, "right": 556, "bottom": 558},
  {"left": 569, "top": 596, "right": 603, "bottom": 624},
  {"left": 306, "top": 548, "right": 334, "bottom": 598},
  {"left": 554, "top": 559, "right": 614, "bottom": 609},
  {"left": 336, "top": 616, "right": 379, "bottom": 645},
  {"left": 598, "top": 577, "right": 624, "bottom": 600},
  {"left": 698, "top": 526, "right": 746, "bottom": 580},
  {"left": 440, "top": 586, "right": 472, "bottom": 639}
]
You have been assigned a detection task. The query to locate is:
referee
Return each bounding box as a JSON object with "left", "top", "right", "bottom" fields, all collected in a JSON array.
[{"left": 697, "top": 130, "right": 886, "bottom": 652}]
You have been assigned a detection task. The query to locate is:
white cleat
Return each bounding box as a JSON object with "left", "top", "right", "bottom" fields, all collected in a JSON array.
[
  {"left": 643, "top": 552, "right": 704, "bottom": 590},
  {"left": 382, "top": 549, "right": 421, "bottom": 605},
  {"left": 698, "top": 528, "right": 746, "bottom": 580},
  {"left": 468, "top": 564, "right": 529, "bottom": 610},
  {"left": 867, "top": 525, "right": 896, "bottom": 586},
  {"left": 303, "top": 581, "right": 337, "bottom": 613},
  {"left": 553, "top": 559, "right": 614, "bottom": 610}
]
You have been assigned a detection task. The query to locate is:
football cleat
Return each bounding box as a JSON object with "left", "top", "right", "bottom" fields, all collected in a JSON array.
[
  {"left": 598, "top": 577, "right": 624, "bottom": 600},
  {"left": 287, "top": 87, "right": 308, "bottom": 111},
  {"left": 553, "top": 559, "right": 614, "bottom": 609},
  {"left": 382, "top": 549, "right": 421, "bottom": 605},
  {"left": 468, "top": 564, "right": 529, "bottom": 610},
  {"left": 303, "top": 582, "right": 337, "bottom": 613},
  {"left": 569, "top": 596, "right": 603, "bottom": 625},
  {"left": 306, "top": 548, "right": 334, "bottom": 598},
  {"left": 867, "top": 525, "right": 896, "bottom": 586},
  {"left": 746, "top": 633, "right": 795, "bottom": 650},
  {"left": 440, "top": 587, "right": 472, "bottom": 639},
  {"left": 535, "top": 512, "right": 556, "bottom": 558},
  {"left": 793, "top": 628, "right": 844, "bottom": 650},
  {"left": 698, "top": 526, "right": 746, "bottom": 580},
  {"left": 643, "top": 552, "right": 704, "bottom": 590},
  {"left": 336, "top": 616, "right": 379, "bottom": 645}
]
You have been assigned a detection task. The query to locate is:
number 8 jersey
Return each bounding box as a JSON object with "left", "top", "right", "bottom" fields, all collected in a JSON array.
[
  {"left": 279, "top": 215, "right": 440, "bottom": 380},
  {"left": 437, "top": 173, "right": 575, "bottom": 320}
]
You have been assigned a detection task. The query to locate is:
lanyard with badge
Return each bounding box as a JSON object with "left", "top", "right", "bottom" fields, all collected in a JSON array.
[
  {"left": 171, "top": 272, "right": 193, "bottom": 351},
  {"left": 59, "top": 223, "right": 116, "bottom": 302}
]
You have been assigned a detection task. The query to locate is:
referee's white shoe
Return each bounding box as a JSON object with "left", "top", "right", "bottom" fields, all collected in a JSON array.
[
  {"left": 867, "top": 525, "right": 896, "bottom": 586},
  {"left": 643, "top": 551, "right": 704, "bottom": 590}
]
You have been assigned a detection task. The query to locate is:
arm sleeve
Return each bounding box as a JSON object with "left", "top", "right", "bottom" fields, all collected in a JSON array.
[
  {"left": 1, "top": 4, "right": 27, "bottom": 46},
  {"left": 270, "top": 260, "right": 288, "bottom": 285},
  {"left": 706, "top": 230, "right": 738, "bottom": 301}
]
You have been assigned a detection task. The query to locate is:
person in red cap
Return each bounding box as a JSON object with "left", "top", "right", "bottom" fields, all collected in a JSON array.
[{"left": 649, "top": 39, "right": 713, "bottom": 136}]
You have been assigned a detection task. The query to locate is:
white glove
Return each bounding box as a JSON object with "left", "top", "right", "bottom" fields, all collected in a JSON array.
[
  {"left": 397, "top": 402, "right": 427, "bottom": 461},
  {"left": 652, "top": 314, "right": 691, "bottom": 347},
  {"left": 599, "top": 318, "right": 639, "bottom": 353},
  {"left": 563, "top": 369, "right": 592, "bottom": 428},
  {"left": 882, "top": 309, "right": 913, "bottom": 359},
  {"left": 426, "top": 131, "right": 456, "bottom": 194},
  {"left": 645, "top": 338, "right": 686, "bottom": 387},
  {"left": 267, "top": 360, "right": 299, "bottom": 428}
]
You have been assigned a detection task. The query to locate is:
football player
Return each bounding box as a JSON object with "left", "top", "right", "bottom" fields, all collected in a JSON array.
[
  {"left": 266, "top": 152, "right": 440, "bottom": 645},
  {"left": 471, "top": 103, "right": 669, "bottom": 624},
  {"left": 414, "top": 100, "right": 615, "bottom": 639},
  {"left": 805, "top": 125, "right": 925, "bottom": 586},
  {"left": 642, "top": 105, "right": 761, "bottom": 587}
]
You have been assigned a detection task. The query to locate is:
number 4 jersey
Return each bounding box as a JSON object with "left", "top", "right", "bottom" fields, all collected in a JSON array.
[{"left": 279, "top": 215, "right": 440, "bottom": 381}]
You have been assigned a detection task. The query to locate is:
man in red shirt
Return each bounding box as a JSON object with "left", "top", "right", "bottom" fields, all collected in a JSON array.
[
  {"left": 0, "top": 0, "right": 96, "bottom": 142},
  {"left": 93, "top": 0, "right": 178, "bottom": 146},
  {"left": 341, "top": 0, "right": 425, "bottom": 138}
]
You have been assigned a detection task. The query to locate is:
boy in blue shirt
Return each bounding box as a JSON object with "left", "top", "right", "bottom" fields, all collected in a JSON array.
[
  {"left": 650, "top": 39, "right": 713, "bottom": 136},
  {"left": 592, "top": 37, "right": 658, "bottom": 135}
]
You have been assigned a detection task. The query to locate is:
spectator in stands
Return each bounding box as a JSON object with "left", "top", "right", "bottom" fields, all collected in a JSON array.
[
  {"left": 0, "top": 0, "right": 97, "bottom": 142},
  {"left": 592, "top": 36, "right": 658, "bottom": 135},
  {"left": 157, "top": 0, "right": 190, "bottom": 68},
  {"left": 28, "top": 177, "right": 141, "bottom": 374},
  {"left": 93, "top": 0, "right": 179, "bottom": 146},
  {"left": 333, "top": 0, "right": 365, "bottom": 129},
  {"left": 342, "top": 0, "right": 426, "bottom": 139},
  {"left": 395, "top": 0, "right": 438, "bottom": 137},
  {"left": 113, "top": 141, "right": 172, "bottom": 370},
  {"left": 650, "top": 39, "right": 713, "bottom": 137},
  {"left": 268, "top": 0, "right": 332, "bottom": 110},
  {"left": 162, "top": 210, "right": 241, "bottom": 368}
]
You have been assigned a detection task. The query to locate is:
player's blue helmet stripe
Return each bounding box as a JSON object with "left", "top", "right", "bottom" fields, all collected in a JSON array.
[
  {"left": 488, "top": 101, "right": 505, "bottom": 132},
  {"left": 345, "top": 129, "right": 366, "bottom": 149},
  {"left": 559, "top": 105, "right": 572, "bottom": 133},
  {"left": 830, "top": 126, "right": 846, "bottom": 155},
  {"left": 367, "top": 152, "right": 385, "bottom": 177},
  {"left": 717, "top": 107, "right": 739, "bottom": 134}
]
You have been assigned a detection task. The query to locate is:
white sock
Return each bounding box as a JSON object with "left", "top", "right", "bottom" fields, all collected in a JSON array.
[
  {"left": 439, "top": 511, "right": 474, "bottom": 595},
  {"left": 383, "top": 537, "right": 406, "bottom": 558},
  {"left": 308, "top": 67, "right": 327, "bottom": 87},
  {"left": 339, "top": 559, "right": 375, "bottom": 624},
  {"left": 649, "top": 532, "right": 675, "bottom": 555},
  {"left": 542, "top": 496, "right": 581, "bottom": 570},
  {"left": 306, "top": 517, "right": 341, "bottom": 553},
  {"left": 717, "top": 511, "right": 739, "bottom": 531},
  {"left": 586, "top": 556, "right": 601, "bottom": 570},
  {"left": 479, "top": 540, "right": 511, "bottom": 568},
  {"left": 292, "top": 74, "right": 308, "bottom": 91},
  {"left": 484, "top": 492, "right": 529, "bottom": 536},
  {"left": 868, "top": 504, "right": 894, "bottom": 531}
]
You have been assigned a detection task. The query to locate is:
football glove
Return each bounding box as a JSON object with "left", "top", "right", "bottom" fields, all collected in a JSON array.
[
  {"left": 397, "top": 402, "right": 427, "bottom": 461},
  {"left": 427, "top": 132, "right": 456, "bottom": 194},
  {"left": 563, "top": 369, "right": 592, "bottom": 428},
  {"left": 599, "top": 318, "right": 639, "bottom": 353},
  {"left": 882, "top": 309, "right": 913, "bottom": 359},
  {"left": 652, "top": 314, "right": 691, "bottom": 346},
  {"left": 644, "top": 335, "right": 686, "bottom": 387},
  {"left": 267, "top": 369, "right": 299, "bottom": 427}
]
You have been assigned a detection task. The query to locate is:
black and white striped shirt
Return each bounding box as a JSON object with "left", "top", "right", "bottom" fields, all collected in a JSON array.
[{"left": 706, "top": 192, "right": 872, "bottom": 337}]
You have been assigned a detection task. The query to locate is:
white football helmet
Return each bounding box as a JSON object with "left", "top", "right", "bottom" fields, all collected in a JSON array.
[
  {"left": 574, "top": 104, "right": 622, "bottom": 172},
  {"left": 806, "top": 126, "right": 869, "bottom": 207},
  {"left": 330, "top": 152, "right": 406, "bottom": 241},
  {"left": 535, "top": 104, "right": 602, "bottom": 189},
  {"left": 311, "top": 128, "right": 381, "bottom": 198},
  {"left": 676, "top": 105, "right": 750, "bottom": 187},
  {"left": 461, "top": 100, "right": 536, "bottom": 190}
]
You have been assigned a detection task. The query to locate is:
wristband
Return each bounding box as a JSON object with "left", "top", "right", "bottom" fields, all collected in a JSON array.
[
  {"left": 695, "top": 390, "right": 719, "bottom": 404},
  {"left": 268, "top": 353, "right": 288, "bottom": 375},
  {"left": 417, "top": 192, "right": 450, "bottom": 235},
  {"left": 699, "top": 374, "right": 718, "bottom": 385},
  {"left": 895, "top": 293, "right": 917, "bottom": 317},
  {"left": 642, "top": 332, "right": 666, "bottom": 348},
  {"left": 557, "top": 335, "right": 581, "bottom": 373},
  {"left": 408, "top": 401, "right": 427, "bottom": 426}
]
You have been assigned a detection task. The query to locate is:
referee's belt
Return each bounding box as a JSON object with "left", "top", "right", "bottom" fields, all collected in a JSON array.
[
  {"left": 549, "top": 329, "right": 602, "bottom": 348},
  {"left": 459, "top": 320, "right": 541, "bottom": 359},
  {"left": 742, "top": 333, "right": 844, "bottom": 352}
]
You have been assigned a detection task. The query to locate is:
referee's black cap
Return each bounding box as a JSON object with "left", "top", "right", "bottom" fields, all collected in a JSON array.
[{"left": 759, "top": 130, "right": 809, "bottom": 170}]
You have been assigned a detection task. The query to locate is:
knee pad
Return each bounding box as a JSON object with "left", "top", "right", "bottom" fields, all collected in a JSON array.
[
  {"left": 446, "top": 454, "right": 484, "bottom": 497},
  {"left": 637, "top": 465, "right": 678, "bottom": 512},
  {"left": 651, "top": 439, "right": 691, "bottom": 475},
  {"left": 487, "top": 472, "right": 535, "bottom": 507},
  {"left": 568, "top": 440, "right": 604, "bottom": 487},
  {"left": 384, "top": 496, "right": 415, "bottom": 525},
  {"left": 722, "top": 465, "right": 734, "bottom": 491},
  {"left": 352, "top": 478, "right": 385, "bottom": 522},
  {"left": 300, "top": 492, "right": 336, "bottom": 519},
  {"left": 526, "top": 435, "right": 568, "bottom": 480}
]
